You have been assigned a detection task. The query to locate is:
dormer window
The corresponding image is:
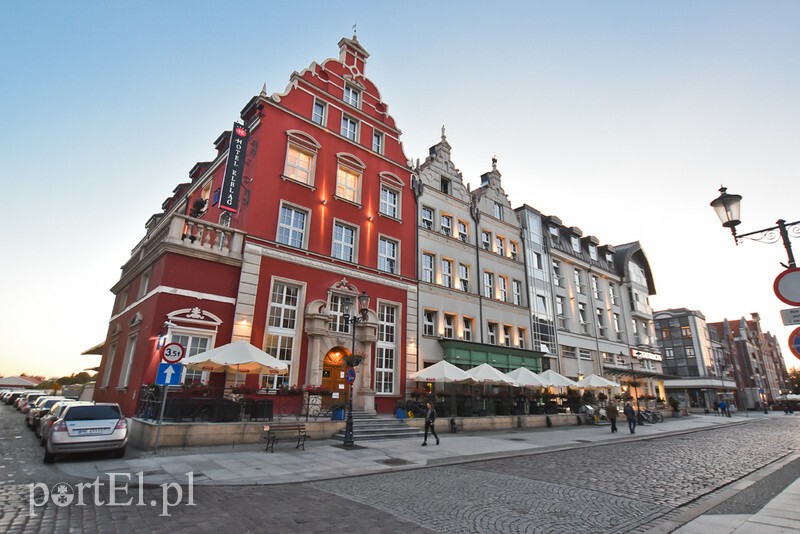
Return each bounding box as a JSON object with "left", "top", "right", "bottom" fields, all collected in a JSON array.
[
  {"left": 571, "top": 235, "right": 581, "bottom": 254},
  {"left": 589, "top": 244, "right": 598, "bottom": 260},
  {"left": 493, "top": 202, "right": 503, "bottom": 220},
  {"left": 549, "top": 226, "right": 559, "bottom": 239},
  {"left": 343, "top": 86, "right": 360, "bottom": 108}
]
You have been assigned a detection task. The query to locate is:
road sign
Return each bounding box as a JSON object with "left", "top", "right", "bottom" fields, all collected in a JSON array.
[
  {"left": 156, "top": 363, "right": 182, "bottom": 386},
  {"left": 161, "top": 342, "right": 185, "bottom": 364},
  {"left": 774, "top": 268, "right": 800, "bottom": 306},
  {"left": 789, "top": 326, "right": 800, "bottom": 360},
  {"left": 781, "top": 308, "right": 800, "bottom": 326},
  {"left": 345, "top": 367, "right": 356, "bottom": 384}
]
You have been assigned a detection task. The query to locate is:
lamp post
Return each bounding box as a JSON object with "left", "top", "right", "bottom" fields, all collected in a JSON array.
[
  {"left": 342, "top": 291, "right": 370, "bottom": 447},
  {"left": 621, "top": 351, "right": 640, "bottom": 412},
  {"left": 710, "top": 186, "right": 799, "bottom": 268}
]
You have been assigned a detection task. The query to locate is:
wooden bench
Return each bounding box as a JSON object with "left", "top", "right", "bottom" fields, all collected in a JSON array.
[{"left": 262, "top": 423, "right": 307, "bottom": 453}]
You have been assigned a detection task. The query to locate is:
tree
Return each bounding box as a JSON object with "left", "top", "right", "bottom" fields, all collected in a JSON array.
[{"left": 788, "top": 367, "right": 800, "bottom": 394}]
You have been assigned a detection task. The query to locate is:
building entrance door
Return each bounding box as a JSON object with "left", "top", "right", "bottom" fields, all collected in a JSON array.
[{"left": 322, "top": 348, "right": 348, "bottom": 403}]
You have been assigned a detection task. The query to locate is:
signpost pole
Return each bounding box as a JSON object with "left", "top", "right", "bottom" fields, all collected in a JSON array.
[{"left": 154, "top": 384, "right": 169, "bottom": 454}]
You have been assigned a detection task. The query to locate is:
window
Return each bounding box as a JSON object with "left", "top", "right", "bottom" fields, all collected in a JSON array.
[
  {"left": 613, "top": 314, "right": 621, "bottom": 337},
  {"left": 343, "top": 85, "right": 360, "bottom": 107},
  {"left": 264, "top": 283, "right": 300, "bottom": 388},
  {"left": 579, "top": 348, "right": 592, "bottom": 360},
  {"left": 118, "top": 334, "right": 138, "bottom": 388},
  {"left": 609, "top": 284, "right": 617, "bottom": 305},
  {"left": 498, "top": 276, "right": 508, "bottom": 302},
  {"left": 574, "top": 270, "right": 583, "bottom": 293},
  {"left": 549, "top": 226, "right": 559, "bottom": 239},
  {"left": 512, "top": 280, "right": 522, "bottom": 305},
  {"left": 440, "top": 177, "right": 451, "bottom": 194},
  {"left": 335, "top": 165, "right": 361, "bottom": 203},
  {"left": 284, "top": 145, "right": 315, "bottom": 185},
  {"left": 556, "top": 296, "right": 565, "bottom": 318},
  {"left": 592, "top": 275, "right": 601, "bottom": 299},
  {"left": 378, "top": 237, "right": 398, "bottom": 274},
  {"left": 606, "top": 252, "right": 614, "bottom": 266},
  {"left": 421, "top": 206, "right": 434, "bottom": 229},
  {"left": 589, "top": 244, "right": 598, "bottom": 260},
  {"left": 596, "top": 308, "right": 606, "bottom": 336},
  {"left": 571, "top": 235, "right": 581, "bottom": 253},
  {"left": 562, "top": 346, "right": 576, "bottom": 359},
  {"left": 459, "top": 263, "right": 469, "bottom": 292},
  {"left": 277, "top": 205, "right": 307, "bottom": 248},
  {"left": 503, "top": 325, "right": 511, "bottom": 347},
  {"left": 686, "top": 347, "right": 696, "bottom": 357},
  {"left": 681, "top": 326, "right": 692, "bottom": 338},
  {"left": 493, "top": 202, "right": 503, "bottom": 220},
  {"left": 495, "top": 236, "right": 505, "bottom": 256},
  {"left": 481, "top": 231, "right": 492, "bottom": 251},
  {"left": 487, "top": 323, "right": 498, "bottom": 345},
  {"left": 263, "top": 333, "right": 293, "bottom": 389},
  {"left": 517, "top": 328, "right": 526, "bottom": 349},
  {"left": 375, "top": 304, "right": 397, "bottom": 394},
  {"left": 372, "top": 130, "right": 383, "bottom": 153},
  {"left": 341, "top": 115, "right": 358, "bottom": 141},
  {"left": 509, "top": 241, "right": 518, "bottom": 260},
  {"left": 332, "top": 221, "right": 356, "bottom": 262},
  {"left": 138, "top": 270, "right": 151, "bottom": 299},
  {"left": 444, "top": 314, "right": 455, "bottom": 338},
  {"left": 578, "top": 303, "right": 588, "bottom": 329},
  {"left": 270, "top": 283, "right": 300, "bottom": 330},
  {"left": 484, "top": 272, "right": 494, "bottom": 298},
  {"left": 422, "top": 253, "right": 434, "bottom": 283},
  {"left": 101, "top": 342, "right": 117, "bottom": 388},
  {"left": 423, "top": 310, "right": 436, "bottom": 336},
  {"left": 463, "top": 317, "right": 473, "bottom": 341},
  {"left": 440, "top": 215, "right": 452, "bottom": 237},
  {"left": 380, "top": 187, "right": 399, "bottom": 218},
  {"left": 312, "top": 100, "right": 326, "bottom": 125},
  {"left": 174, "top": 334, "right": 211, "bottom": 384},
  {"left": 458, "top": 220, "right": 468, "bottom": 242},
  {"left": 328, "top": 294, "right": 349, "bottom": 333},
  {"left": 535, "top": 295, "right": 547, "bottom": 314},
  {"left": 441, "top": 259, "right": 453, "bottom": 288},
  {"left": 552, "top": 260, "right": 563, "bottom": 287},
  {"left": 665, "top": 348, "right": 674, "bottom": 358}
]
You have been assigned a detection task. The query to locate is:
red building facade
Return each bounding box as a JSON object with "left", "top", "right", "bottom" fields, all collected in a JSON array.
[{"left": 95, "top": 37, "right": 418, "bottom": 416}]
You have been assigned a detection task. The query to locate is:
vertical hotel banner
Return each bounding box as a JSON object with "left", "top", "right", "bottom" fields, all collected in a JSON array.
[{"left": 219, "top": 123, "right": 250, "bottom": 213}]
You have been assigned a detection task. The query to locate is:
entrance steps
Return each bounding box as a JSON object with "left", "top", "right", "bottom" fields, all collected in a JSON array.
[{"left": 332, "top": 411, "right": 424, "bottom": 441}]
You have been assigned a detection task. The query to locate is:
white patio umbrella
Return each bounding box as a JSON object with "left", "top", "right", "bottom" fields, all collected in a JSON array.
[
  {"left": 408, "top": 360, "right": 474, "bottom": 383},
  {"left": 182, "top": 340, "right": 289, "bottom": 376},
  {"left": 576, "top": 374, "right": 620, "bottom": 388},
  {"left": 467, "top": 363, "right": 518, "bottom": 385},
  {"left": 537, "top": 369, "right": 578, "bottom": 388},
  {"left": 505, "top": 367, "right": 546, "bottom": 388}
]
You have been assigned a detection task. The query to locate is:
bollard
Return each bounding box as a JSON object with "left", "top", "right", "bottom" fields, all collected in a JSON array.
[{"left": 449, "top": 418, "right": 457, "bottom": 433}]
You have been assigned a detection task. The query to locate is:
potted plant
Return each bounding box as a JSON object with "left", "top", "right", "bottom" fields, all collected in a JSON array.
[{"left": 668, "top": 396, "right": 681, "bottom": 416}]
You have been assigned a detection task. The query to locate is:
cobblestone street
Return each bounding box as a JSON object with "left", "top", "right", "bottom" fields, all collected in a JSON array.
[{"left": 0, "top": 407, "right": 798, "bottom": 533}]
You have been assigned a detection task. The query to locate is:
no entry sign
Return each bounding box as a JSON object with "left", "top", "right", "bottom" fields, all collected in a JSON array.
[{"left": 774, "top": 268, "right": 800, "bottom": 306}]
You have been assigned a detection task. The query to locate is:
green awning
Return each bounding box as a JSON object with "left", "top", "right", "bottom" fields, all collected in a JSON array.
[{"left": 438, "top": 339, "right": 544, "bottom": 372}]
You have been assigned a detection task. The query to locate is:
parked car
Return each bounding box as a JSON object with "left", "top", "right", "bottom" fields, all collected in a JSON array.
[
  {"left": 18, "top": 393, "right": 46, "bottom": 412},
  {"left": 37, "top": 400, "right": 90, "bottom": 443},
  {"left": 44, "top": 403, "right": 128, "bottom": 463},
  {"left": 26, "top": 397, "right": 64, "bottom": 429}
]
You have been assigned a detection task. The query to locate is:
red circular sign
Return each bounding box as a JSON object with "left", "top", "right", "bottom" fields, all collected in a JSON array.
[
  {"left": 235, "top": 127, "right": 247, "bottom": 137},
  {"left": 161, "top": 343, "right": 185, "bottom": 364},
  {"left": 774, "top": 268, "right": 800, "bottom": 306}
]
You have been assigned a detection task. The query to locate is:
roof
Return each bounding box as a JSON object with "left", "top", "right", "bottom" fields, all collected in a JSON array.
[{"left": 0, "top": 376, "right": 40, "bottom": 387}]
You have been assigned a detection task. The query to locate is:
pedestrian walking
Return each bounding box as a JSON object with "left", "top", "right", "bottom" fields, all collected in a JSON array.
[
  {"left": 713, "top": 399, "right": 720, "bottom": 416},
  {"left": 719, "top": 399, "right": 727, "bottom": 418},
  {"left": 606, "top": 401, "right": 619, "bottom": 433},
  {"left": 623, "top": 402, "right": 636, "bottom": 434},
  {"left": 422, "top": 401, "right": 439, "bottom": 446}
]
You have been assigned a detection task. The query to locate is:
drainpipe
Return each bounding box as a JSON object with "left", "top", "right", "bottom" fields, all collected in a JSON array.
[{"left": 470, "top": 197, "right": 483, "bottom": 343}]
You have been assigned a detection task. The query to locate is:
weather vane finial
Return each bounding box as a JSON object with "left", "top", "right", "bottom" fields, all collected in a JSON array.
[{"left": 353, "top": 22, "right": 357, "bottom": 37}]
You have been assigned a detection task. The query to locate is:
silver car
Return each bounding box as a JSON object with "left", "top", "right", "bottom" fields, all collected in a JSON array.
[
  {"left": 26, "top": 396, "right": 64, "bottom": 429},
  {"left": 43, "top": 402, "right": 128, "bottom": 463},
  {"left": 36, "top": 400, "right": 86, "bottom": 442}
]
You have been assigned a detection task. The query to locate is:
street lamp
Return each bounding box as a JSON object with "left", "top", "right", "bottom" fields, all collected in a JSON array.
[
  {"left": 710, "top": 186, "right": 799, "bottom": 268},
  {"left": 620, "top": 351, "right": 639, "bottom": 412},
  {"left": 341, "top": 291, "right": 370, "bottom": 446}
]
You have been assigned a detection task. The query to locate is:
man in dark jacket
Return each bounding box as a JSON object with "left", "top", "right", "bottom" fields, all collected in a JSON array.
[
  {"left": 606, "top": 402, "right": 619, "bottom": 433},
  {"left": 422, "top": 402, "right": 439, "bottom": 446},
  {"left": 623, "top": 402, "right": 636, "bottom": 434}
]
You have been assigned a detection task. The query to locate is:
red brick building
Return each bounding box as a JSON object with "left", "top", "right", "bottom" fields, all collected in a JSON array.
[{"left": 95, "top": 37, "right": 417, "bottom": 416}]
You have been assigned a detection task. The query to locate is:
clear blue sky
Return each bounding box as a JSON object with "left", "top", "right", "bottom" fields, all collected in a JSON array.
[{"left": 1, "top": 1, "right": 799, "bottom": 378}]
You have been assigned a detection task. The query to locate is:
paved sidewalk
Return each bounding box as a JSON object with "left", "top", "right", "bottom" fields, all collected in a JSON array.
[{"left": 55, "top": 412, "right": 799, "bottom": 532}]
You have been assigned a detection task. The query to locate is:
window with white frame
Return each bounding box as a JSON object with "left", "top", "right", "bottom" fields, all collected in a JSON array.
[
  {"left": 459, "top": 263, "right": 469, "bottom": 292},
  {"left": 138, "top": 269, "right": 151, "bottom": 299},
  {"left": 422, "top": 253, "right": 434, "bottom": 283},
  {"left": 484, "top": 271, "right": 494, "bottom": 298},
  {"left": 270, "top": 283, "right": 300, "bottom": 330},
  {"left": 596, "top": 308, "right": 606, "bottom": 336},
  {"left": 117, "top": 333, "right": 138, "bottom": 388},
  {"left": 423, "top": 310, "right": 436, "bottom": 336},
  {"left": 343, "top": 85, "right": 360, "bottom": 107},
  {"left": 513, "top": 280, "right": 522, "bottom": 305},
  {"left": 536, "top": 294, "right": 547, "bottom": 314},
  {"left": 613, "top": 314, "right": 621, "bottom": 337},
  {"left": 562, "top": 346, "right": 576, "bottom": 359},
  {"left": 335, "top": 164, "right": 361, "bottom": 203},
  {"left": 498, "top": 276, "right": 508, "bottom": 302},
  {"left": 481, "top": 231, "right": 491, "bottom": 250},
  {"left": 328, "top": 294, "right": 350, "bottom": 333},
  {"left": 578, "top": 303, "right": 588, "bottom": 326},
  {"left": 503, "top": 325, "right": 511, "bottom": 347},
  {"left": 441, "top": 259, "right": 453, "bottom": 288},
  {"left": 493, "top": 202, "right": 503, "bottom": 220},
  {"left": 549, "top": 226, "right": 559, "bottom": 239},
  {"left": 379, "top": 186, "right": 398, "bottom": 218},
  {"left": 606, "top": 252, "right": 614, "bottom": 267},
  {"left": 457, "top": 220, "right": 468, "bottom": 242},
  {"left": 609, "top": 284, "right": 617, "bottom": 305},
  {"left": 463, "top": 317, "right": 473, "bottom": 341},
  {"left": 375, "top": 304, "right": 396, "bottom": 394},
  {"left": 518, "top": 328, "right": 526, "bottom": 349},
  {"left": 421, "top": 206, "right": 434, "bottom": 229},
  {"left": 263, "top": 333, "right": 293, "bottom": 389},
  {"left": 496, "top": 236, "right": 505, "bottom": 256},
  {"left": 571, "top": 235, "right": 581, "bottom": 253},
  {"left": 284, "top": 145, "right": 316, "bottom": 185},
  {"left": 556, "top": 296, "right": 565, "bottom": 318},
  {"left": 440, "top": 215, "right": 452, "bottom": 236},
  {"left": 332, "top": 221, "right": 357, "bottom": 262},
  {"left": 444, "top": 314, "right": 455, "bottom": 339},
  {"left": 589, "top": 244, "right": 598, "bottom": 260},
  {"left": 488, "top": 323, "right": 498, "bottom": 345},
  {"left": 574, "top": 269, "right": 583, "bottom": 293},
  {"left": 372, "top": 130, "right": 383, "bottom": 153},
  {"left": 312, "top": 100, "right": 326, "bottom": 125},
  {"left": 579, "top": 348, "right": 593, "bottom": 360},
  {"left": 378, "top": 236, "right": 398, "bottom": 274},
  {"left": 174, "top": 334, "right": 211, "bottom": 384},
  {"left": 101, "top": 342, "right": 117, "bottom": 388},
  {"left": 341, "top": 115, "right": 358, "bottom": 141},
  {"left": 552, "top": 260, "right": 563, "bottom": 287},
  {"left": 277, "top": 204, "right": 308, "bottom": 248},
  {"left": 510, "top": 241, "right": 518, "bottom": 260},
  {"left": 592, "top": 275, "right": 601, "bottom": 299}
]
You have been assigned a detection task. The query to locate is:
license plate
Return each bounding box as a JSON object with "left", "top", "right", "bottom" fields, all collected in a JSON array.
[{"left": 80, "top": 428, "right": 106, "bottom": 435}]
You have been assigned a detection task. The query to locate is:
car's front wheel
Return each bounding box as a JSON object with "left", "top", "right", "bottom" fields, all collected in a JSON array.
[{"left": 43, "top": 449, "right": 55, "bottom": 464}]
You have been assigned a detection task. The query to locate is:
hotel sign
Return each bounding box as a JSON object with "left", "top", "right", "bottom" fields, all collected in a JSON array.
[{"left": 219, "top": 123, "right": 250, "bottom": 213}]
